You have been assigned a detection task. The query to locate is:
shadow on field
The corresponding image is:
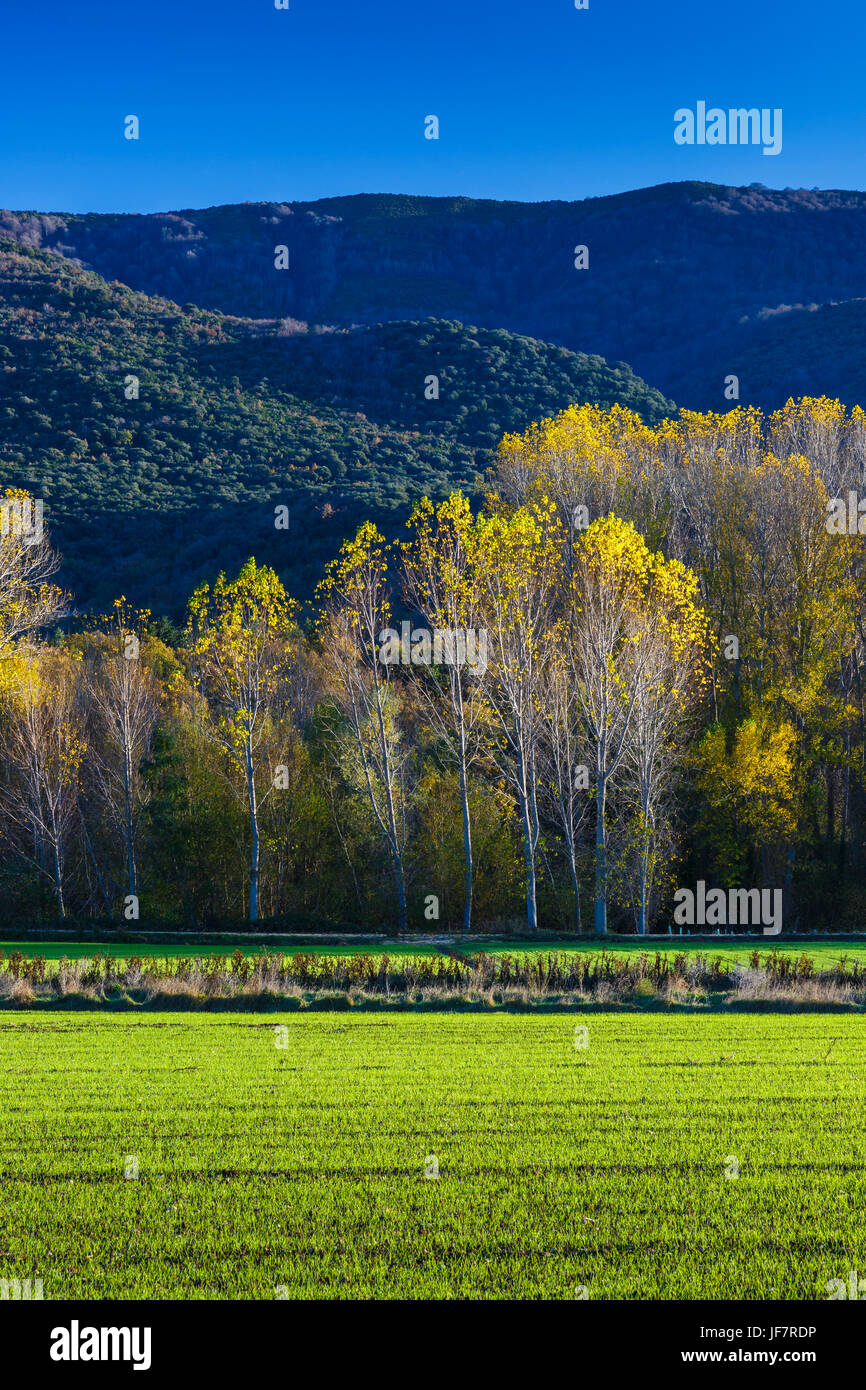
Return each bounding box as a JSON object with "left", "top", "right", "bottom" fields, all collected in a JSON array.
[{"left": 1, "top": 993, "right": 864, "bottom": 1015}]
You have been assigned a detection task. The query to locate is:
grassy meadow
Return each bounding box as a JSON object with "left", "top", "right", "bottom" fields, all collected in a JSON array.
[
  {"left": 0, "top": 1011, "right": 864, "bottom": 1299},
  {"left": 4, "top": 936, "right": 866, "bottom": 970}
]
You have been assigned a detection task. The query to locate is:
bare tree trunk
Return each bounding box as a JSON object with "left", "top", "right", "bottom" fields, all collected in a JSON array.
[
  {"left": 53, "top": 843, "right": 65, "bottom": 919},
  {"left": 124, "top": 741, "right": 137, "bottom": 899},
  {"left": 370, "top": 670, "right": 408, "bottom": 933},
  {"left": 457, "top": 744, "right": 473, "bottom": 932},
  {"left": 520, "top": 785, "right": 538, "bottom": 932},
  {"left": 594, "top": 774, "right": 607, "bottom": 934},
  {"left": 567, "top": 842, "right": 582, "bottom": 933},
  {"left": 638, "top": 846, "right": 649, "bottom": 937},
  {"left": 245, "top": 737, "right": 260, "bottom": 923}
]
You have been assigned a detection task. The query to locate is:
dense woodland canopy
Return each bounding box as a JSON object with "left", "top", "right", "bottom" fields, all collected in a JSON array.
[
  {"left": 0, "top": 237, "right": 671, "bottom": 614},
  {"left": 6, "top": 182, "right": 866, "bottom": 410},
  {"left": 2, "top": 397, "right": 866, "bottom": 935}
]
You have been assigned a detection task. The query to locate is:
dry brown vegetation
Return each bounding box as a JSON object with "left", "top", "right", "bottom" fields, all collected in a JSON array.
[{"left": 2, "top": 947, "right": 865, "bottom": 1011}]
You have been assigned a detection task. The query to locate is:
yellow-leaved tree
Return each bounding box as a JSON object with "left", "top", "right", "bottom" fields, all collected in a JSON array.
[
  {"left": 0, "top": 650, "right": 84, "bottom": 919},
  {"left": 0, "top": 487, "right": 68, "bottom": 660},
  {"left": 571, "top": 516, "right": 710, "bottom": 934},
  {"left": 186, "top": 558, "right": 298, "bottom": 923},
  {"left": 317, "top": 521, "right": 411, "bottom": 931},
  {"left": 402, "top": 492, "right": 488, "bottom": 931},
  {"left": 472, "top": 497, "right": 564, "bottom": 932}
]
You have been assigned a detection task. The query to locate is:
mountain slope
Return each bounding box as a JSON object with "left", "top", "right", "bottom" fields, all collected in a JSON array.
[
  {"left": 0, "top": 238, "right": 673, "bottom": 615},
  {"left": 680, "top": 298, "right": 866, "bottom": 413},
  {"left": 6, "top": 183, "right": 866, "bottom": 408}
]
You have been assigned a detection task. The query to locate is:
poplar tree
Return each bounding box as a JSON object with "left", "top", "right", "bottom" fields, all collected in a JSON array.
[{"left": 186, "top": 559, "right": 298, "bottom": 923}]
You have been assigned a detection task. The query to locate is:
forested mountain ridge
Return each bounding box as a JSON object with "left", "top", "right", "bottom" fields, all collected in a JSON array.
[
  {"left": 0, "top": 237, "right": 672, "bottom": 614},
  {"left": 680, "top": 297, "right": 866, "bottom": 411},
  {"left": 6, "top": 182, "right": 866, "bottom": 409}
]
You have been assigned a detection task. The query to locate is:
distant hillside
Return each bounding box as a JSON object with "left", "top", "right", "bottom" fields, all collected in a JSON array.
[
  {"left": 0, "top": 238, "right": 672, "bottom": 615},
  {"left": 681, "top": 298, "right": 866, "bottom": 413},
  {"left": 226, "top": 317, "right": 672, "bottom": 444},
  {"left": 6, "top": 183, "right": 866, "bottom": 408}
]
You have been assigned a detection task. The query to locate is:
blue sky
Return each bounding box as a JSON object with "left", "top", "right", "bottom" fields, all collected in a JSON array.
[{"left": 3, "top": 0, "right": 865, "bottom": 212}]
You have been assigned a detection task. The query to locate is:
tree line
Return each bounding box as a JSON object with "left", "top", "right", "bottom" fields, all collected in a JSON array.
[{"left": 2, "top": 395, "right": 865, "bottom": 933}]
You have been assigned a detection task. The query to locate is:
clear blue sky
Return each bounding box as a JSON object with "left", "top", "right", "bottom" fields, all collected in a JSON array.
[{"left": 4, "top": 0, "right": 865, "bottom": 213}]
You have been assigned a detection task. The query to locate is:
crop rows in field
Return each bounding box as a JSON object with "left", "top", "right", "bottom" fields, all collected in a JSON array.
[{"left": 0, "top": 1013, "right": 864, "bottom": 1298}]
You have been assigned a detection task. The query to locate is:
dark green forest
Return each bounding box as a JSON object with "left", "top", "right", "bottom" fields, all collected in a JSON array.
[
  {"left": 0, "top": 237, "right": 672, "bottom": 615},
  {"left": 7, "top": 181, "right": 866, "bottom": 410}
]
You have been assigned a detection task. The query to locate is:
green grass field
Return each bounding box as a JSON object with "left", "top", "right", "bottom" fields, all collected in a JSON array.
[
  {"left": 4, "top": 936, "right": 866, "bottom": 970},
  {"left": 1, "top": 1011, "right": 864, "bottom": 1298},
  {"left": 0, "top": 939, "right": 441, "bottom": 962}
]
